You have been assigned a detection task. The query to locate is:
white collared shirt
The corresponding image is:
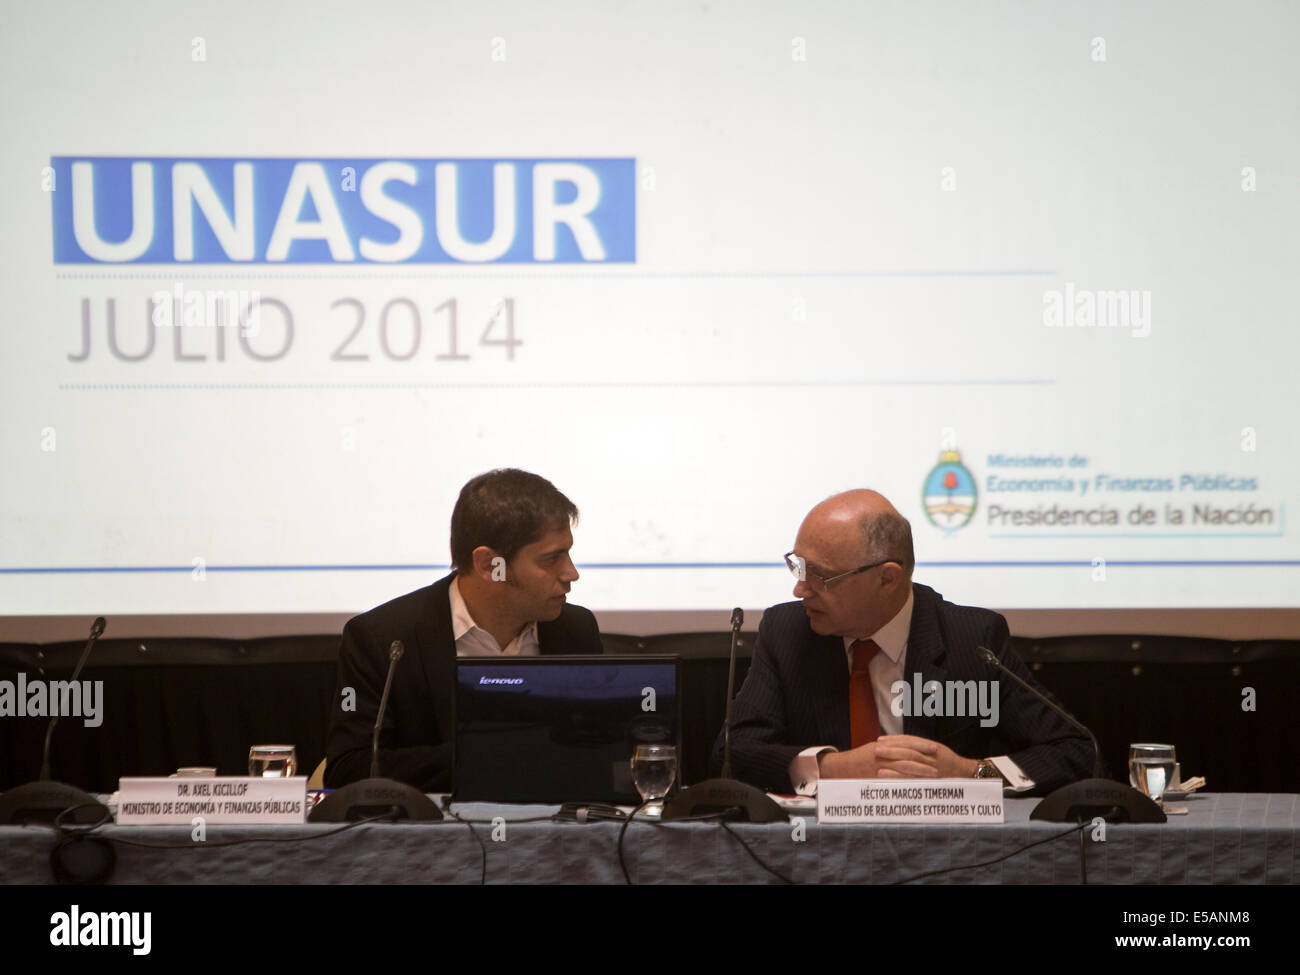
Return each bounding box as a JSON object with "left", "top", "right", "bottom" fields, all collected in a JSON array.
[
  {"left": 787, "top": 589, "right": 1033, "bottom": 795},
  {"left": 449, "top": 575, "right": 540, "bottom": 656}
]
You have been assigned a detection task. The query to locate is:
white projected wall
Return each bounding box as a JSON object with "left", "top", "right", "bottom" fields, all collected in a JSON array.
[{"left": 2, "top": 1, "right": 1297, "bottom": 616}]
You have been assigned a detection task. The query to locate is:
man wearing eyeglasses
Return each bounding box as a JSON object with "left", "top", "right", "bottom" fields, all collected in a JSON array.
[{"left": 712, "top": 489, "right": 1093, "bottom": 796}]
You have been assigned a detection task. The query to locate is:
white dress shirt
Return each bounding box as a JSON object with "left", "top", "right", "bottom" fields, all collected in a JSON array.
[
  {"left": 786, "top": 590, "right": 1034, "bottom": 795},
  {"left": 449, "top": 575, "right": 540, "bottom": 656}
]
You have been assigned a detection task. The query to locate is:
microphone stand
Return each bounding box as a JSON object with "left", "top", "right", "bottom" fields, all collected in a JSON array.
[
  {"left": 975, "top": 646, "right": 1164, "bottom": 824},
  {"left": 662, "top": 609, "right": 786, "bottom": 823},
  {"left": 310, "top": 640, "right": 443, "bottom": 822},
  {"left": 0, "top": 617, "right": 113, "bottom": 825}
]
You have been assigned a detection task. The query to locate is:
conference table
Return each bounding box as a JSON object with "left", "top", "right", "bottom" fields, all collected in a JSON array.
[{"left": 1, "top": 792, "right": 1295, "bottom": 884}]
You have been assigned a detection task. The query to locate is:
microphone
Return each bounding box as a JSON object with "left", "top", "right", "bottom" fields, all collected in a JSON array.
[
  {"left": 40, "top": 616, "right": 106, "bottom": 781},
  {"left": 310, "top": 636, "right": 442, "bottom": 823},
  {"left": 977, "top": 645, "right": 1103, "bottom": 778},
  {"left": 721, "top": 609, "right": 743, "bottom": 779},
  {"left": 661, "top": 608, "right": 785, "bottom": 823},
  {"left": 370, "top": 641, "right": 404, "bottom": 779},
  {"left": 975, "top": 645, "right": 1163, "bottom": 824},
  {"left": 0, "top": 616, "right": 113, "bottom": 825}
]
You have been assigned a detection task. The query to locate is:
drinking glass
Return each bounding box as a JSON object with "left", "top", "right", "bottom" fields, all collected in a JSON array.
[
  {"left": 630, "top": 744, "right": 677, "bottom": 817},
  {"left": 249, "top": 745, "right": 298, "bottom": 778},
  {"left": 1128, "top": 743, "right": 1176, "bottom": 807}
]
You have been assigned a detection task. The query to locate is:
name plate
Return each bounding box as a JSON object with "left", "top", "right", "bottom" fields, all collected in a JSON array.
[
  {"left": 116, "top": 776, "right": 307, "bottom": 825},
  {"left": 817, "top": 779, "right": 1005, "bottom": 824}
]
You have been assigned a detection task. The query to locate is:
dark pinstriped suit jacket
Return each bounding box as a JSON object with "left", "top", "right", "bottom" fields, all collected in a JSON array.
[{"left": 711, "top": 583, "right": 1094, "bottom": 794}]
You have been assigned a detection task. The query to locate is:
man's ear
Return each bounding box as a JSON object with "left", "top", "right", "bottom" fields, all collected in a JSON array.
[
  {"left": 879, "top": 562, "right": 905, "bottom": 590},
  {"left": 469, "top": 546, "right": 500, "bottom": 580}
]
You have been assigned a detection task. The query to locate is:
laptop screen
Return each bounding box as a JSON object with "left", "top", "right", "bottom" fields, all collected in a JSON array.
[{"left": 454, "top": 655, "right": 680, "bottom": 804}]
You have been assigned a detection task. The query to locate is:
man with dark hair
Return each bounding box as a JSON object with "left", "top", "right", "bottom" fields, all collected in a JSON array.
[
  {"left": 712, "top": 489, "right": 1093, "bottom": 796},
  {"left": 325, "top": 469, "right": 603, "bottom": 792}
]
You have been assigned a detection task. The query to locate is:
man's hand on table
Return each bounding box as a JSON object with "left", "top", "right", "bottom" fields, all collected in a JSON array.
[{"left": 817, "top": 734, "right": 980, "bottom": 779}]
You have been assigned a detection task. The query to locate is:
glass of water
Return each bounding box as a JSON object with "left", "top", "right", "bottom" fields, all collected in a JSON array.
[
  {"left": 630, "top": 744, "right": 677, "bottom": 817},
  {"left": 249, "top": 745, "right": 298, "bottom": 778},
  {"left": 1128, "top": 743, "right": 1176, "bottom": 807}
]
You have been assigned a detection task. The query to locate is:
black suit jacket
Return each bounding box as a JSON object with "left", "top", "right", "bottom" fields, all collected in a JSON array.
[
  {"left": 325, "top": 573, "right": 603, "bottom": 792},
  {"left": 711, "top": 583, "right": 1093, "bottom": 794}
]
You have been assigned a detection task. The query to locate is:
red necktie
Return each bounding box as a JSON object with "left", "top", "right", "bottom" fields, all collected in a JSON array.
[{"left": 849, "top": 638, "right": 882, "bottom": 748}]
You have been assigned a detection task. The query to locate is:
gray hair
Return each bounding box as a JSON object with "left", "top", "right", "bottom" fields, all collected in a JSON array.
[{"left": 860, "top": 509, "right": 914, "bottom": 579}]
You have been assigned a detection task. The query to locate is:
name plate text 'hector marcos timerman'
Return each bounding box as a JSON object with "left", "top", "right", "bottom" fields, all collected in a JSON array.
[
  {"left": 116, "top": 777, "right": 307, "bottom": 825},
  {"left": 817, "top": 779, "right": 1005, "bottom": 824}
]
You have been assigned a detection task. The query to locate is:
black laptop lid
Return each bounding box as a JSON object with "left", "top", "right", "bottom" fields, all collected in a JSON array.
[{"left": 453, "top": 655, "right": 680, "bottom": 803}]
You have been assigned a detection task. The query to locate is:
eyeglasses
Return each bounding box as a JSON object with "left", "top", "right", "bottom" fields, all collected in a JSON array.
[{"left": 784, "top": 551, "right": 896, "bottom": 590}]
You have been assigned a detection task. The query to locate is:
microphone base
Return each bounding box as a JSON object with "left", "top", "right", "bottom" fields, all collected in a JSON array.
[
  {"left": 0, "top": 780, "right": 111, "bottom": 826},
  {"left": 1030, "top": 777, "right": 1166, "bottom": 823},
  {"left": 308, "top": 777, "right": 443, "bottom": 822},
  {"left": 661, "top": 778, "right": 787, "bottom": 823}
]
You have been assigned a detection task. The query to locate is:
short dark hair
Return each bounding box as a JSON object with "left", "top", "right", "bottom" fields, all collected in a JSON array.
[
  {"left": 860, "top": 509, "right": 915, "bottom": 579},
  {"left": 450, "top": 469, "right": 579, "bottom": 573}
]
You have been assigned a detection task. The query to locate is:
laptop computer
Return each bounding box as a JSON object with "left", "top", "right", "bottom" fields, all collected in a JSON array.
[{"left": 453, "top": 654, "right": 680, "bottom": 804}]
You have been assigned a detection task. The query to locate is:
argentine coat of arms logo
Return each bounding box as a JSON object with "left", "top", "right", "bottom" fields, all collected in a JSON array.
[{"left": 922, "top": 449, "right": 977, "bottom": 533}]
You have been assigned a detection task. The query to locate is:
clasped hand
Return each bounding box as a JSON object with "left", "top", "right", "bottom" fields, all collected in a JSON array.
[{"left": 818, "top": 734, "right": 978, "bottom": 779}]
